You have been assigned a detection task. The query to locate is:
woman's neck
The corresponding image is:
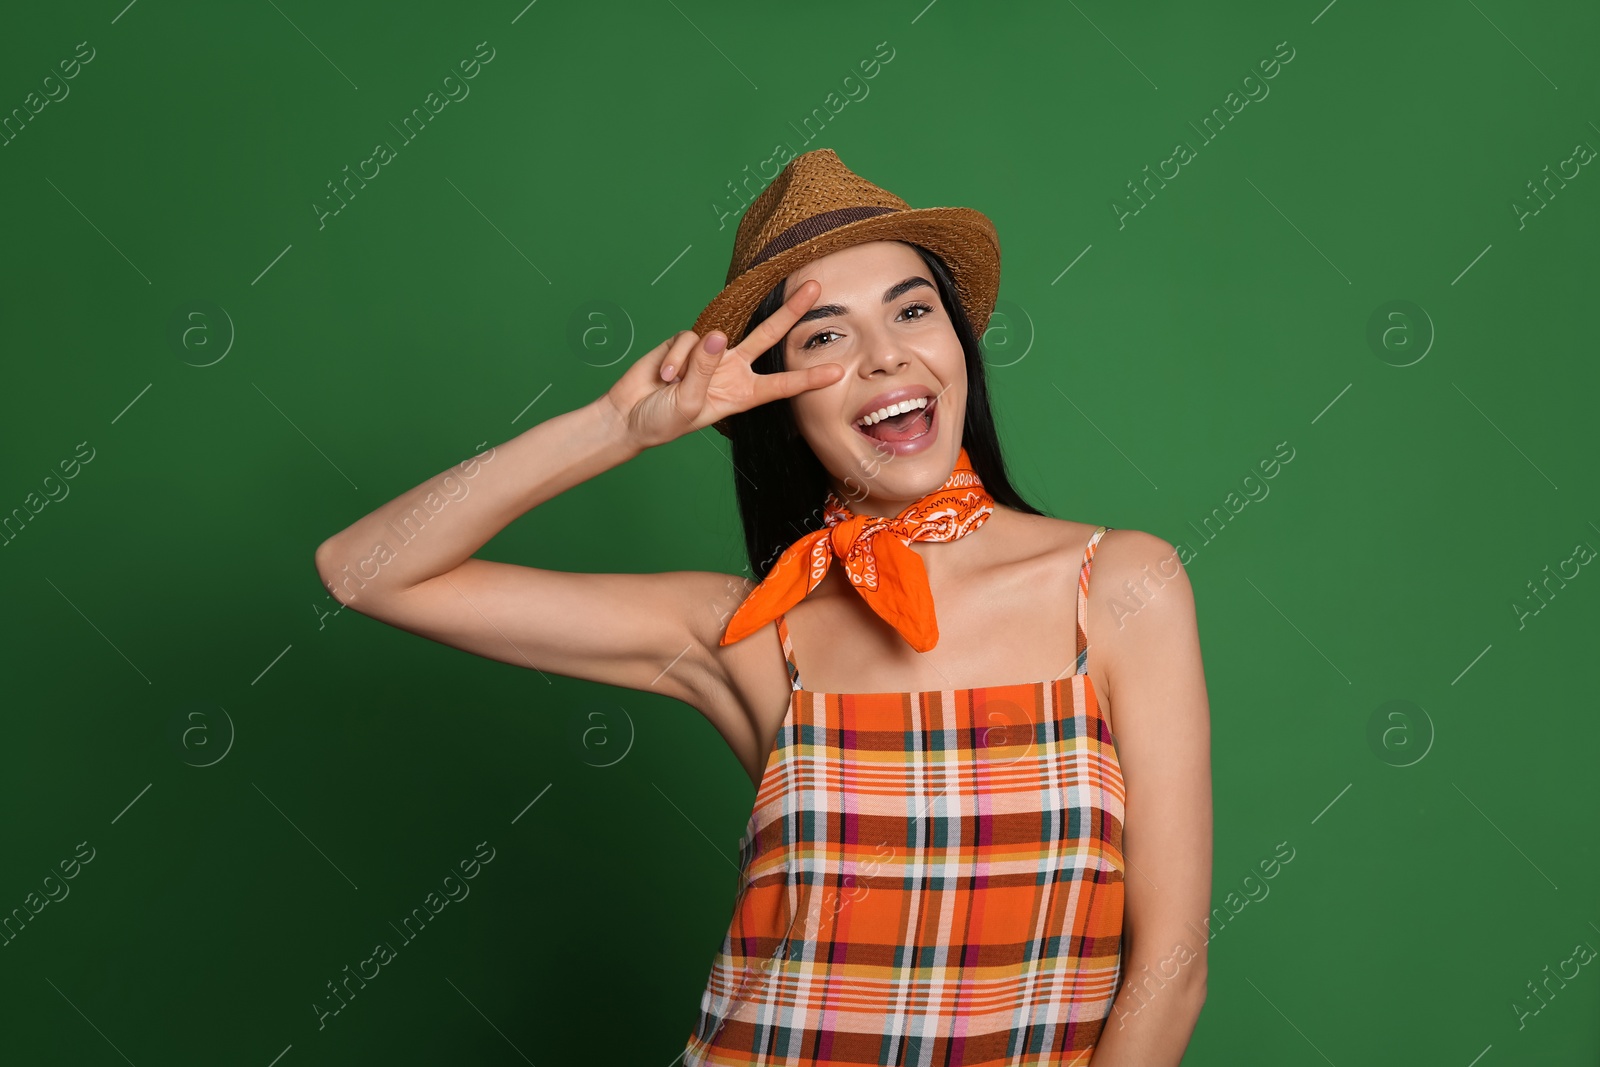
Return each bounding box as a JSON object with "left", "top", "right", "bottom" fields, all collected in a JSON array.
[{"left": 906, "top": 504, "right": 1017, "bottom": 584}]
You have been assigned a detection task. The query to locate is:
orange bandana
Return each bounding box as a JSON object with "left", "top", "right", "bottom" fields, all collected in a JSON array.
[{"left": 719, "top": 447, "right": 995, "bottom": 653}]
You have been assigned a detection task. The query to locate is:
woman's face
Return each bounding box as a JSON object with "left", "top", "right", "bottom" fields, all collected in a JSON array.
[{"left": 779, "top": 240, "right": 968, "bottom": 515}]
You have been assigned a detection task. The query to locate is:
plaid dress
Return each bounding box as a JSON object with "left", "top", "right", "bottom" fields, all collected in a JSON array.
[{"left": 684, "top": 526, "right": 1125, "bottom": 1066}]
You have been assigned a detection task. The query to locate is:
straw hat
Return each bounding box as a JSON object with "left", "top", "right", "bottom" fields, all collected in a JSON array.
[{"left": 692, "top": 148, "right": 1001, "bottom": 438}]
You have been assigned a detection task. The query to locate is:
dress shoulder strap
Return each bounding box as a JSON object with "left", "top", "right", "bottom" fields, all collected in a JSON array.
[
  {"left": 1074, "top": 526, "right": 1113, "bottom": 676},
  {"left": 775, "top": 613, "right": 803, "bottom": 692}
]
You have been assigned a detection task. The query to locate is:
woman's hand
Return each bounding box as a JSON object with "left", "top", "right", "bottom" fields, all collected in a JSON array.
[{"left": 602, "top": 280, "right": 845, "bottom": 451}]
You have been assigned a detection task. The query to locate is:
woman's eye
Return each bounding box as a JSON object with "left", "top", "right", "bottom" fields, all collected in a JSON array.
[
  {"left": 800, "top": 303, "right": 933, "bottom": 350},
  {"left": 801, "top": 329, "right": 840, "bottom": 350}
]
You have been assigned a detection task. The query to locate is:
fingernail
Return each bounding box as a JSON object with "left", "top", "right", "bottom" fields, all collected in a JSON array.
[
  {"left": 661, "top": 364, "right": 674, "bottom": 381},
  {"left": 705, "top": 332, "right": 727, "bottom": 354}
]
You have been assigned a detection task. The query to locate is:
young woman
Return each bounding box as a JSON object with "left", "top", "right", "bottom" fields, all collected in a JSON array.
[{"left": 315, "top": 149, "right": 1212, "bottom": 1065}]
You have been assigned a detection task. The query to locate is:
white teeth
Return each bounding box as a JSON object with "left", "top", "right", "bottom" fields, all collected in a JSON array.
[{"left": 856, "top": 396, "right": 930, "bottom": 427}]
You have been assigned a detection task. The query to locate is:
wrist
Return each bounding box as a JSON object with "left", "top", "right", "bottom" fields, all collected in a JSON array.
[{"left": 588, "top": 392, "right": 646, "bottom": 460}]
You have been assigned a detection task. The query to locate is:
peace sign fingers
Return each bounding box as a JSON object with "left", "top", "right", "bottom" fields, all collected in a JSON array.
[{"left": 729, "top": 279, "right": 822, "bottom": 364}]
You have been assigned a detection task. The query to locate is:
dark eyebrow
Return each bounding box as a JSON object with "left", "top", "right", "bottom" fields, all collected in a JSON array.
[{"left": 791, "top": 276, "right": 936, "bottom": 329}]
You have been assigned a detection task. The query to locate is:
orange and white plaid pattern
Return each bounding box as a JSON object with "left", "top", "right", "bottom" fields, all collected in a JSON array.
[{"left": 684, "top": 527, "right": 1124, "bottom": 1066}]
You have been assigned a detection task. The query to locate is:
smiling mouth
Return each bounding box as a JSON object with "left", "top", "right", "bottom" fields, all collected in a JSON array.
[{"left": 854, "top": 396, "right": 936, "bottom": 444}]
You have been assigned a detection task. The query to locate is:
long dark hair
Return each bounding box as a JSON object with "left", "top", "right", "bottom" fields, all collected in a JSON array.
[{"left": 722, "top": 241, "right": 1047, "bottom": 579}]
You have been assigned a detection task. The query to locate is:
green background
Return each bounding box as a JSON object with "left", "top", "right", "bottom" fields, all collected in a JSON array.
[{"left": 2, "top": 0, "right": 1596, "bottom": 1063}]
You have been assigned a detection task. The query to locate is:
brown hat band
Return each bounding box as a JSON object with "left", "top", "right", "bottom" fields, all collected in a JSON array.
[{"left": 747, "top": 205, "right": 901, "bottom": 271}]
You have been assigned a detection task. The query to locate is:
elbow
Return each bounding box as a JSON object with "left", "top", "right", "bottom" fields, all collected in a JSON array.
[
  {"left": 314, "top": 537, "right": 364, "bottom": 610},
  {"left": 1182, "top": 966, "right": 1207, "bottom": 1019},
  {"left": 313, "top": 537, "right": 338, "bottom": 589},
  {"left": 1181, "top": 955, "right": 1207, "bottom": 1004}
]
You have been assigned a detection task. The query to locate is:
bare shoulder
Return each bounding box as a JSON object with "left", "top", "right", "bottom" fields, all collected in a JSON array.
[
  {"left": 1079, "top": 525, "right": 1202, "bottom": 726},
  {"left": 1076, "top": 524, "right": 1194, "bottom": 636},
  {"left": 1090, "top": 525, "right": 1189, "bottom": 587},
  {"left": 991, "top": 510, "right": 1143, "bottom": 575},
  {"left": 993, "top": 510, "right": 1189, "bottom": 608},
  {"left": 997, "top": 513, "right": 1197, "bottom": 704}
]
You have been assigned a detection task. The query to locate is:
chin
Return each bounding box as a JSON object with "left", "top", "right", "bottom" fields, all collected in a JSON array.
[{"left": 846, "top": 439, "right": 966, "bottom": 504}]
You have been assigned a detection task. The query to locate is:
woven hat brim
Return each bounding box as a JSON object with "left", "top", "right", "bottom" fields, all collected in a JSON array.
[{"left": 692, "top": 205, "right": 1000, "bottom": 365}]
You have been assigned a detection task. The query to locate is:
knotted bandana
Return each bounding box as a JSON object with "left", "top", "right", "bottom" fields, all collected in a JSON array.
[{"left": 719, "top": 447, "right": 995, "bottom": 653}]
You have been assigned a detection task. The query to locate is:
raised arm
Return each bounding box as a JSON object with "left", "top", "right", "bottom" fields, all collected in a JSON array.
[
  {"left": 313, "top": 393, "right": 726, "bottom": 703},
  {"left": 313, "top": 283, "right": 844, "bottom": 774}
]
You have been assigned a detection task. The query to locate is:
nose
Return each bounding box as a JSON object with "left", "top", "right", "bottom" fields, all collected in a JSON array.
[{"left": 856, "top": 327, "right": 911, "bottom": 377}]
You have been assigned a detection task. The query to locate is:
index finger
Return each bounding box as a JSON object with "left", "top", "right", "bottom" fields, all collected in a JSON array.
[{"left": 729, "top": 278, "right": 821, "bottom": 364}]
